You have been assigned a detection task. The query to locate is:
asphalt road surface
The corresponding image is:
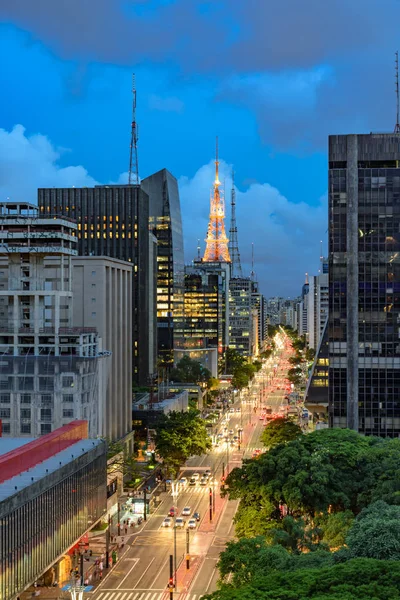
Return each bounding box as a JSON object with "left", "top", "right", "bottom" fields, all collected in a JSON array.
[{"left": 93, "top": 339, "right": 292, "bottom": 600}]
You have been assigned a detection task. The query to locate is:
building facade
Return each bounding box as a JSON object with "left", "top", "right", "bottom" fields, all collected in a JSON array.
[
  {"left": 329, "top": 133, "right": 400, "bottom": 436},
  {"left": 38, "top": 185, "right": 155, "bottom": 384},
  {"left": 0, "top": 421, "right": 107, "bottom": 600},
  {"left": 229, "top": 277, "right": 253, "bottom": 356},
  {"left": 183, "top": 261, "right": 230, "bottom": 353},
  {"left": 0, "top": 203, "right": 107, "bottom": 438},
  {"left": 72, "top": 257, "right": 133, "bottom": 441},
  {"left": 141, "top": 169, "right": 185, "bottom": 361},
  {"left": 308, "top": 263, "right": 329, "bottom": 350}
]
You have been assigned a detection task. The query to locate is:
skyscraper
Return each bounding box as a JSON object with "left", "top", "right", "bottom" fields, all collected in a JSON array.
[
  {"left": 38, "top": 184, "right": 155, "bottom": 384},
  {"left": 329, "top": 133, "right": 400, "bottom": 436},
  {"left": 141, "top": 169, "right": 185, "bottom": 360}
]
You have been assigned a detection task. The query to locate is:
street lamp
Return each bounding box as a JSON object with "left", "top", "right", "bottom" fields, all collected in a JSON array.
[
  {"left": 69, "top": 583, "right": 85, "bottom": 600},
  {"left": 171, "top": 481, "right": 179, "bottom": 590}
]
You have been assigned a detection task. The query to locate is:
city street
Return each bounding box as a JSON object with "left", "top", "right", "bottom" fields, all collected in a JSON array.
[{"left": 92, "top": 339, "right": 291, "bottom": 600}]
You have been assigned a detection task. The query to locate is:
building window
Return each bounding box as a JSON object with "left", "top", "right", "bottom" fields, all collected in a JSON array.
[
  {"left": 92, "top": 297, "right": 96, "bottom": 303},
  {"left": 40, "top": 408, "right": 52, "bottom": 421},
  {"left": 92, "top": 312, "right": 96, "bottom": 317},
  {"left": 62, "top": 376, "right": 74, "bottom": 388},
  {"left": 0, "top": 393, "right": 10, "bottom": 403},
  {"left": 2, "top": 422, "right": 10, "bottom": 433},
  {"left": 21, "top": 423, "right": 31, "bottom": 434},
  {"left": 63, "top": 409, "right": 74, "bottom": 418},
  {"left": 63, "top": 394, "right": 74, "bottom": 403},
  {"left": 41, "top": 394, "right": 52, "bottom": 405},
  {"left": 91, "top": 271, "right": 96, "bottom": 276},
  {"left": 0, "top": 408, "right": 10, "bottom": 418},
  {"left": 20, "top": 408, "right": 31, "bottom": 419},
  {"left": 41, "top": 423, "right": 51, "bottom": 435},
  {"left": 92, "top": 283, "right": 96, "bottom": 288}
]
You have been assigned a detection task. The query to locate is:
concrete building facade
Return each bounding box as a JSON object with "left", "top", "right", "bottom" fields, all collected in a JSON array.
[
  {"left": 329, "top": 133, "right": 400, "bottom": 436},
  {"left": 228, "top": 277, "right": 253, "bottom": 356},
  {"left": 72, "top": 256, "right": 133, "bottom": 441},
  {"left": 308, "top": 266, "right": 329, "bottom": 350},
  {"left": 0, "top": 203, "right": 107, "bottom": 438}
]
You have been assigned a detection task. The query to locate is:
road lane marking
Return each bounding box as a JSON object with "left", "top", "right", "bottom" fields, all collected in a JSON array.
[
  {"left": 117, "top": 558, "right": 140, "bottom": 588},
  {"left": 134, "top": 557, "right": 156, "bottom": 588}
]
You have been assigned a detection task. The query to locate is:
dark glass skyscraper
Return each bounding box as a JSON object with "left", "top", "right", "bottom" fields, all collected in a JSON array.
[
  {"left": 141, "top": 169, "right": 185, "bottom": 360},
  {"left": 329, "top": 133, "right": 400, "bottom": 436},
  {"left": 38, "top": 185, "right": 154, "bottom": 384}
]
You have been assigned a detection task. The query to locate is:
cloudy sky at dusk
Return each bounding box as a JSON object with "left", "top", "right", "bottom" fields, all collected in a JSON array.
[{"left": 0, "top": 0, "right": 399, "bottom": 295}]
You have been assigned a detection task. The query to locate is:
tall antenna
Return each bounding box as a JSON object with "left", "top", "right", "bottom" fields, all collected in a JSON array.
[
  {"left": 320, "top": 239, "right": 323, "bottom": 261},
  {"left": 128, "top": 74, "right": 140, "bottom": 185},
  {"left": 228, "top": 169, "right": 243, "bottom": 278},
  {"left": 250, "top": 242, "right": 256, "bottom": 281},
  {"left": 203, "top": 137, "right": 231, "bottom": 263},
  {"left": 395, "top": 52, "right": 400, "bottom": 133},
  {"left": 197, "top": 239, "right": 201, "bottom": 260}
]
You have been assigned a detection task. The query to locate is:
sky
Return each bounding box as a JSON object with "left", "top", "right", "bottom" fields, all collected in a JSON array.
[{"left": 0, "top": 0, "right": 399, "bottom": 296}]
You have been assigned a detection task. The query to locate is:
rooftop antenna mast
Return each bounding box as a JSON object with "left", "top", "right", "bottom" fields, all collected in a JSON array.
[
  {"left": 128, "top": 73, "right": 140, "bottom": 185},
  {"left": 197, "top": 239, "right": 201, "bottom": 260},
  {"left": 228, "top": 169, "right": 243, "bottom": 278},
  {"left": 395, "top": 52, "right": 400, "bottom": 133},
  {"left": 250, "top": 242, "right": 256, "bottom": 281}
]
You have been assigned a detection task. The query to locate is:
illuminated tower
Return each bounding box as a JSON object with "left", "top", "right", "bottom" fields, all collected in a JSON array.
[{"left": 203, "top": 139, "right": 231, "bottom": 263}]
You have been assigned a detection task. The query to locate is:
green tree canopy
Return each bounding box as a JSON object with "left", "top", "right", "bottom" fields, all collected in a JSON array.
[
  {"left": 203, "top": 558, "right": 400, "bottom": 600},
  {"left": 169, "top": 356, "right": 211, "bottom": 384},
  {"left": 261, "top": 417, "right": 303, "bottom": 448},
  {"left": 346, "top": 501, "right": 400, "bottom": 560},
  {"left": 154, "top": 409, "right": 211, "bottom": 476}
]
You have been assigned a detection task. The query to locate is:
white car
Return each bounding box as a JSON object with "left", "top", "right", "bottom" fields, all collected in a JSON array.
[
  {"left": 192, "top": 473, "right": 200, "bottom": 481},
  {"left": 162, "top": 517, "right": 172, "bottom": 528},
  {"left": 182, "top": 506, "right": 191, "bottom": 516},
  {"left": 188, "top": 519, "right": 197, "bottom": 529},
  {"left": 179, "top": 477, "right": 188, "bottom": 486},
  {"left": 175, "top": 518, "right": 186, "bottom": 528}
]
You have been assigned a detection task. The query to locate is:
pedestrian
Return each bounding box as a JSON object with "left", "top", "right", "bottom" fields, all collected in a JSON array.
[
  {"left": 99, "top": 561, "right": 103, "bottom": 571},
  {"left": 125, "top": 526, "right": 128, "bottom": 535}
]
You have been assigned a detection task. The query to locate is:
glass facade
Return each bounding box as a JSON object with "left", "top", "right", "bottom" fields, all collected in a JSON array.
[
  {"left": 0, "top": 447, "right": 106, "bottom": 600},
  {"left": 229, "top": 277, "right": 253, "bottom": 356},
  {"left": 142, "top": 169, "right": 185, "bottom": 361},
  {"left": 329, "top": 134, "right": 400, "bottom": 435}
]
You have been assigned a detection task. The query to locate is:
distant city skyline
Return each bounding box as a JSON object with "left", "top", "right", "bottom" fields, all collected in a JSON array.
[{"left": 1, "top": 1, "right": 399, "bottom": 295}]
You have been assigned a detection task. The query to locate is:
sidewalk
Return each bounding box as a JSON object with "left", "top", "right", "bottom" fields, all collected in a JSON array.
[{"left": 198, "top": 492, "right": 227, "bottom": 534}]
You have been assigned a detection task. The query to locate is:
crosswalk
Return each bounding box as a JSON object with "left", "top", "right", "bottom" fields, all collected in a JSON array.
[{"left": 95, "top": 592, "right": 199, "bottom": 600}]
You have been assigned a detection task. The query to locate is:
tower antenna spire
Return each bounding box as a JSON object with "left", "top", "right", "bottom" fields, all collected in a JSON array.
[
  {"left": 197, "top": 239, "right": 201, "bottom": 260},
  {"left": 395, "top": 52, "right": 400, "bottom": 133},
  {"left": 250, "top": 242, "right": 256, "bottom": 280},
  {"left": 228, "top": 169, "right": 243, "bottom": 277},
  {"left": 203, "top": 138, "right": 231, "bottom": 263},
  {"left": 128, "top": 73, "right": 140, "bottom": 185}
]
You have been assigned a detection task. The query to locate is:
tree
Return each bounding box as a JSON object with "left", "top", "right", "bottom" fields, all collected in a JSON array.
[
  {"left": 203, "top": 558, "right": 400, "bottom": 600},
  {"left": 154, "top": 409, "right": 211, "bottom": 476},
  {"left": 106, "top": 440, "right": 139, "bottom": 481},
  {"left": 169, "top": 356, "right": 211, "bottom": 384},
  {"left": 346, "top": 501, "right": 400, "bottom": 560},
  {"left": 261, "top": 417, "right": 303, "bottom": 448},
  {"left": 316, "top": 510, "right": 354, "bottom": 550}
]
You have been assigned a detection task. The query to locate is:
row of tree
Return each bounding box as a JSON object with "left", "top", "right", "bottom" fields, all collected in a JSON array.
[
  {"left": 221, "top": 348, "right": 262, "bottom": 390},
  {"left": 204, "top": 425, "right": 400, "bottom": 598}
]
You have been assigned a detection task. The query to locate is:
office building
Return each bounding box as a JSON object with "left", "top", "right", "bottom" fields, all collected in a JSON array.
[
  {"left": 0, "top": 203, "right": 107, "bottom": 438},
  {"left": 0, "top": 421, "right": 107, "bottom": 600},
  {"left": 304, "top": 320, "right": 329, "bottom": 421},
  {"left": 142, "top": 169, "right": 185, "bottom": 362},
  {"left": 308, "top": 260, "right": 329, "bottom": 350},
  {"left": 329, "top": 133, "right": 400, "bottom": 435},
  {"left": 228, "top": 277, "right": 253, "bottom": 356},
  {"left": 174, "top": 347, "right": 218, "bottom": 378},
  {"left": 38, "top": 185, "right": 155, "bottom": 385},
  {"left": 72, "top": 256, "right": 133, "bottom": 442},
  {"left": 183, "top": 261, "right": 230, "bottom": 354}
]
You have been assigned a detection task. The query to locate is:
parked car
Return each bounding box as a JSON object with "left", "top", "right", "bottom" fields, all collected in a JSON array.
[{"left": 162, "top": 517, "right": 172, "bottom": 528}]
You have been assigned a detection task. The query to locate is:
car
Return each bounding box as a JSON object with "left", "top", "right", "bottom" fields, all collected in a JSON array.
[
  {"left": 236, "top": 407, "right": 241, "bottom": 412},
  {"left": 165, "top": 479, "right": 172, "bottom": 486},
  {"left": 162, "top": 517, "right": 172, "bottom": 528},
  {"left": 182, "top": 507, "right": 191, "bottom": 516},
  {"left": 175, "top": 518, "right": 185, "bottom": 528},
  {"left": 169, "top": 507, "right": 178, "bottom": 517},
  {"left": 179, "top": 477, "right": 188, "bottom": 486},
  {"left": 193, "top": 512, "right": 201, "bottom": 521},
  {"left": 228, "top": 429, "right": 234, "bottom": 435},
  {"left": 189, "top": 478, "right": 196, "bottom": 486},
  {"left": 229, "top": 407, "right": 235, "bottom": 413},
  {"left": 188, "top": 519, "right": 197, "bottom": 529},
  {"left": 192, "top": 473, "right": 200, "bottom": 481},
  {"left": 204, "top": 470, "right": 211, "bottom": 478},
  {"left": 200, "top": 477, "right": 207, "bottom": 486},
  {"left": 217, "top": 433, "right": 223, "bottom": 439},
  {"left": 233, "top": 435, "right": 239, "bottom": 441}
]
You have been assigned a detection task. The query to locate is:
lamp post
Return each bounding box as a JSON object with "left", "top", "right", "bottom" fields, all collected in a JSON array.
[
  {"left": 69, "top": 583, "right": 86, "bottom": 600},
  {"left": 171, "top": 480, "right": 179, "bottom": 590}
]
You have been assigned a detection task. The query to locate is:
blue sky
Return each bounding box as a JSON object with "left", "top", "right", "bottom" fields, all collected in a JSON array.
[{"left": 0, "top": 0, "right": 399, "bottom": 295}]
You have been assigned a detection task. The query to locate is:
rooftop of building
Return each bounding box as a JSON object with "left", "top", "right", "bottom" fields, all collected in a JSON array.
[
  {"left": 0, "top": 437, "right": 34, "bottom": 456},
  {"left": 0, "top": 438, "right": 103, "bottom": 503}
]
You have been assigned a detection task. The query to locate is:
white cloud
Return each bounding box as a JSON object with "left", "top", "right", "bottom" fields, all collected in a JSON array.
[
  {"left": 0, "top": 125, "right": 98, "bottom": 201},
  {"left": 0, "top": 124, "right": 326, "bottom": 297},
  {"left": 179, "top": 160, "right": 327, "bottom": 297}
]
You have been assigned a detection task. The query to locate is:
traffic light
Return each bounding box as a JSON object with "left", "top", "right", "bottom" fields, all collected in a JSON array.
[{"left": 168, "top": 577, "right": 174, "bottom": 589}]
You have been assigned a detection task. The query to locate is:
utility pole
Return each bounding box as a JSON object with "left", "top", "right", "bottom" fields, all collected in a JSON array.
[
  {"left": 186, "top": 529, "right": 190, "bottom": 570},
  {"left": 143, "top": 489, "right": 147, "bottom": 521},
  {"left": 209, "top": 487, "right": 213, "bottom": 522},
  {"left": 169, "top": 554, "right": 174, "bottom": 600}
]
